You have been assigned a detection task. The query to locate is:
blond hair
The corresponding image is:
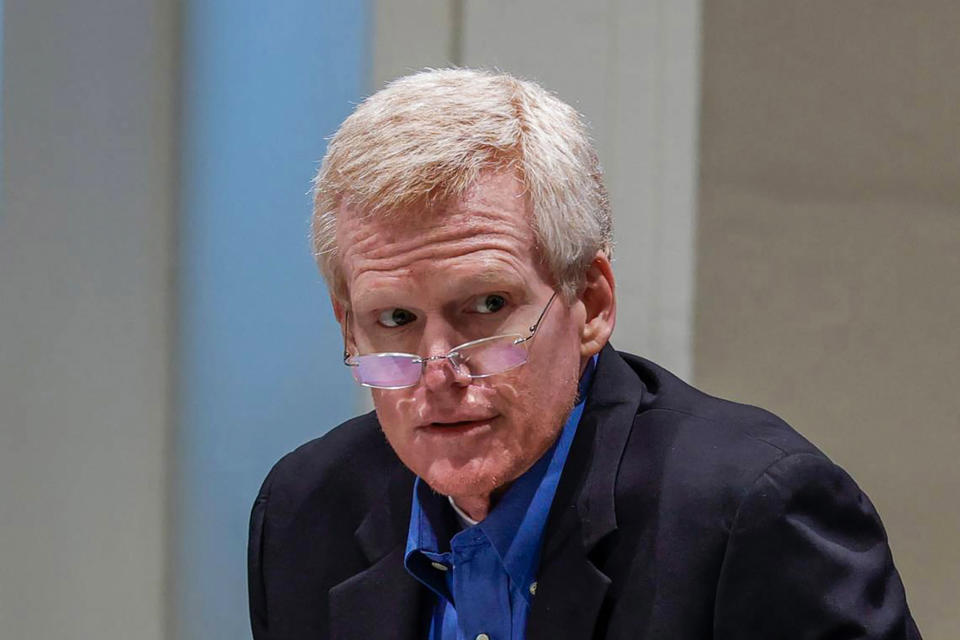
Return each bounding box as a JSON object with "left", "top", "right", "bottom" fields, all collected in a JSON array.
[{"left": 312, "top": 68, "right": 611, "bottom": 301}]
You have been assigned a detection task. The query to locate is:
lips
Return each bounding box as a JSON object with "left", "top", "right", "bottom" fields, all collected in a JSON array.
[
  {"left": 419, "top": 415, "right": 498, "bottom": 432},
  {"left": 432, "top": 419, "right": 485, "bottom": 428},
  {"left": 423, "top": 413, "right": 496, "bottom": 426}
]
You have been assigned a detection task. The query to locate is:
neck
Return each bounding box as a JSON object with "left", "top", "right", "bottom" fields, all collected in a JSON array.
[
  {"left": 449, "top": 482, "right": 512, "bottom": 522},
  {"left": 450, "top": 494, "right": 491, "bottom": 522}
]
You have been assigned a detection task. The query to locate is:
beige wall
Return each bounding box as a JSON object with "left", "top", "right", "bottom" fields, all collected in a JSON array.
[
  {"left": 0, "top": 1, "right": 177, "bottom": 637},
  {"left": 695, "top": 2, "right": 960, "bottom": 636}
]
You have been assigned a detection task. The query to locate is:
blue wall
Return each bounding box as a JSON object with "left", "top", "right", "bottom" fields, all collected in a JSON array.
[{"left": 177, "top": 2, "right": 368, "bottom": 637}]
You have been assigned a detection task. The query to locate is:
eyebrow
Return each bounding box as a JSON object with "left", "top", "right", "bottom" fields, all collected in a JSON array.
[
  {"left": 459, "top": 269, "right": 526, "bottom": 290},
  {"left": 350, "top": 270, "right": 529, "bottom": 311}
]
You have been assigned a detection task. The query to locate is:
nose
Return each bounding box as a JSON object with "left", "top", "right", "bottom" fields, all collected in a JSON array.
[
  {"left": 417, "top": 319, "right": 471, "bottom": 391},
  {"left": 421, "top": 352, "right": 472, "bottom": 391}
]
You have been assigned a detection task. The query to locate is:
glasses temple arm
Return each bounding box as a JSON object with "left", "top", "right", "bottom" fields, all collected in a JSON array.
[
  {"left": 341, "top": 310, "right": 359, "bottom": 366},
  {"left": 526, "top": 291, "right": 559, "bottom": 336}
]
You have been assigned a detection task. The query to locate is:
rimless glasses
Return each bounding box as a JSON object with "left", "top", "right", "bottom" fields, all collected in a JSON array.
[{"left": 343, "top": 292, "right": 558, "bottom": 389}]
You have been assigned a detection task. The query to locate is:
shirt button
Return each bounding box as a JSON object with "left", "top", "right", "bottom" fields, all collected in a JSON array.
[
  {"left": 529, "top": 581, "right": 538, "bottom": 595},
  {"left": 475, "top": 634, "right": 490, "bottom": 640},
  {"left": 429, "top": 561, "right": 448, "bottom": 572}
]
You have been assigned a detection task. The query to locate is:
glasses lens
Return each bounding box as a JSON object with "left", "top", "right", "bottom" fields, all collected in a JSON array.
[
  {"left": 353, "top": 353, "right": 422, "bottom": 388},
  {"left": 455, "top": 335, "right": 528, "bottom": 378}
]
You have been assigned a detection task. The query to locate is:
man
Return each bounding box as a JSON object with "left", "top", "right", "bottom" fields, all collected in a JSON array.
[{"left": 248, "top": 69, "right": 919, "bottom": 639}]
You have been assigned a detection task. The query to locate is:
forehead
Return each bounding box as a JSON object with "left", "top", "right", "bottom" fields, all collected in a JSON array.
[{"left": 337, "top": 173, "right": 549, "bottom": 304}]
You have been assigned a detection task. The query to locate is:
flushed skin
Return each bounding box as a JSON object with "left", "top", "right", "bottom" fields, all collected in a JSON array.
[
  {"left": 333, "top": 171, "right": 614, "bottom": 520},
  {"left": 248, "top": 346, "right": 920, "bottom": 639}
]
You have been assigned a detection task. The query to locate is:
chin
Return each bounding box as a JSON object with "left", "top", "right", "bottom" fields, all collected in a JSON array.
[{"left": 416, "top": 454, "right": 515, "bottom": 500}]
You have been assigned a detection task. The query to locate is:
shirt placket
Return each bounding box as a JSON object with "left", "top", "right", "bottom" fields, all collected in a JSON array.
[{"left": 451, "top": 531, "right": 512, "bottom": 640}]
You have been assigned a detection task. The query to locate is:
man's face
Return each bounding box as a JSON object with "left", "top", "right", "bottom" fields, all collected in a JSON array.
[{"left": 337, "top": 172, "right": 589, "bottom": 503}]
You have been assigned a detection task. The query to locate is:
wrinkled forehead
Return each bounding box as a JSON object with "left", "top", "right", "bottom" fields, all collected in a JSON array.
[
  {"left": 334, "top": 172, "right": 548, "bottom": 300},
  {"left": 336, "top": 172, "right": 536, "bottom": 256}
]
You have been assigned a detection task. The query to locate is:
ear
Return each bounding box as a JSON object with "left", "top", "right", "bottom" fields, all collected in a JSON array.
[
  {"left": 331, "top": 294, "right": 347, "bottom": 325},
  {"left": 578, "top": 252, "right": 616, "bottom": 359}
]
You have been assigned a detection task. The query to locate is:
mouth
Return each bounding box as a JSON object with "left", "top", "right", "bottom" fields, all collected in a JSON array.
[{"left": 420, "top": 417, "right": 497, "bottom": 436}]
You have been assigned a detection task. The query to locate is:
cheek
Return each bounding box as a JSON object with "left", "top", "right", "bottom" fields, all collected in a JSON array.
[
  {"left": 493, "top": 352, "right": 580, "bottom": 441},
  {"left": 370, "top": 390, "right": 409, "bottom": 448},
  {"left": 372, "top": 389, "right": 418, "bottom": 424},
  {"left": 371, "top": 392, "right": 429, "bottom": 474},
  {"left": 526, "top": 328, "right": 583, "bottom": 391}
]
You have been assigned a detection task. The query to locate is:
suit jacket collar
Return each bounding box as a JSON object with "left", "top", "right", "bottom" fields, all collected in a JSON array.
[
  {"left": 329, "top": 344, "right": 648, "bottom": 640},
  {"left": 526, "top": 344, "right": 647, "bottom": 639},
  {"left": 569, "top": 343, "right": 648, "bottom": 549}
]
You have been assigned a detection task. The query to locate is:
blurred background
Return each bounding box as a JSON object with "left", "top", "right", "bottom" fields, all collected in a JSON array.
[{"left": 1, "top": 1, "right": 957, "bottom": 638}]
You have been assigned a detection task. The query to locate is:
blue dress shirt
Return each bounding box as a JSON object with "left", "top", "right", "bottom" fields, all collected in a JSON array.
[{"left": 404, "top": 357, "right": 597, "bottom": 640}]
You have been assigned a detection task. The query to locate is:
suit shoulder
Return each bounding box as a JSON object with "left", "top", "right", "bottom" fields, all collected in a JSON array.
[
  {"left": 256, "top": 411, "right": 400, "bottom": 508},
  {"left": 615, "top": 351, "right": 833, "bottom": 522},
  {"left": 622, "top": 350, "right": 823, "bottom": 462}
]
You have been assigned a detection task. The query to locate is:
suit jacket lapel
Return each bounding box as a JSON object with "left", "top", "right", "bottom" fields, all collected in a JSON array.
[
  {"left": 527, "top": 345, "right": 647, "bottom": 640},
  {"left": 329, "top": 546, "right": 426, "bottom": 640},
  {"left": 329, "top": 464, "right": 427, "bottom": 640}
]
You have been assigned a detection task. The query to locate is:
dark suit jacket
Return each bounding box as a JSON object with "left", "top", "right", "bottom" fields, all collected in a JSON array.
[{"left": 248, "top": 345, "right": 920, "bottom": 639}]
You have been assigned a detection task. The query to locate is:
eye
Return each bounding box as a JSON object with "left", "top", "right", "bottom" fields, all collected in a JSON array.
[
  {"left": 471, "top": 294, "right": 507, "bottom": 314},
  {"left": 378, "top": 308, "right": 417, "bottom": 328}
]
